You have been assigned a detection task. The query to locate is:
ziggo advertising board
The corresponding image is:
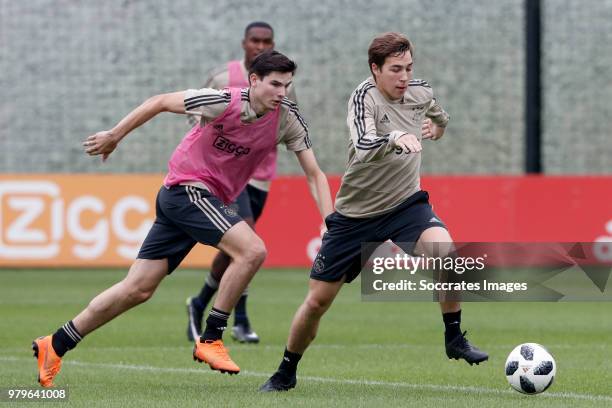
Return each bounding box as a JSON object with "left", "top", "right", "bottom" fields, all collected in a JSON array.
[
  {"left": 0, "top": 175, "right": 216, "bottom": 267},
  {"left": 0, "top": 175, "right": 610, "bottom": 267}
]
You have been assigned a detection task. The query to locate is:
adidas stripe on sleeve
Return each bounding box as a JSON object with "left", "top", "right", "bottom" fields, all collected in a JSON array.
[
  {"left": 184, "top": 88, "right": 231, "bottom": 122},
  {"left": 279, "top": 97, "right": 311, "bottom": 151},
  {"left": 348, "top": 80, "right": 396, "bottom": 162}
]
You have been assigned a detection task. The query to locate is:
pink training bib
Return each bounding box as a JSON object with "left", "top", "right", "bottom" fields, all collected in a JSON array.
[
  {"left": 164, "top": 88, "right": 280, "bottom": 203},
  {"left": 228, "top": 60, "right": 277, "bottom": 182},
  {"left": 227, "top": 60, "right": 249, "bottom": 88}
]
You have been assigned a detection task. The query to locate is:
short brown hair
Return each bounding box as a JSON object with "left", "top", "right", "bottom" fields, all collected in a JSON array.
[
  {"left": 249, "top": 50, "right": 297, "bottom": 79},
  {"left": 368, "top": 32, "right": 413, "bottom": 76}
]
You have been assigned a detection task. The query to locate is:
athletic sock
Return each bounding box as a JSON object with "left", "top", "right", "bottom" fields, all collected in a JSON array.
[
  {"left": 51, "top": 321, "right": 83, "bottom": 357},
  {"left": 278, "top": 347, "right": 302, "bottom": 377},
  {"left": 443, "top": 310, "right": 462, "bottom": 342},
  {"left": 201, "top": 307, "right": 230, "bottom": 341},
  {"left": 234, "top": 293, "right": 250, "bottom": 327},
  {"left": 196, "top": 274, "right": 219, "bottom": 310}
]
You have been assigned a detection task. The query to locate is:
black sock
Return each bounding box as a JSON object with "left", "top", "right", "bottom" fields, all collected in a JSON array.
[
  {"left": 51, "top": 321, "right": 83, "bottom": 357},
  {"left": 201, "top": 307, "right": 230, "bottom": 341},
  {"left": 278, "top": 347, "right": 302, "bottom": 377},
  {"left": 196, "top": 275, "right": 219, "bottom": 310},
  {"left": 234, "top": 294, "right": 249, "bottom": 327},
  {"left": 443, "top": 310, "right": 462, "bottom": 342}
]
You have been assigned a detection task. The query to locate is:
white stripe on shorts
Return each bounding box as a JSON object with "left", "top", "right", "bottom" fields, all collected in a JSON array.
[
  {"left": 193, "top": 187, "right": 232, "bottom": 230},
  {"left": 198, "top": 198, "right": 232, "bottom": 230},
  {"left": 185, "top": 186, "right": 230, "bottom": 232}
]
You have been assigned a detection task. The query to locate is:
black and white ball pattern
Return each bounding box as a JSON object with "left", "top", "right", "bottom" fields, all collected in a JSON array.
[{"left": 505, "top": 343, "right": 556, "bottom": 394}]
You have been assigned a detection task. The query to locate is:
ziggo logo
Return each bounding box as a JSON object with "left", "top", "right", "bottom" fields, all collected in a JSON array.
[{"left": 0, "top": 181, "right": 152, "bottom": 260}]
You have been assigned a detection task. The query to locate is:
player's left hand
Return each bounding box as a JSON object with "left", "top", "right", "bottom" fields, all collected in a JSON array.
[
  {"left": 83, "top": 130, "right": 120, "bottom": 162},
  {"left": 421, "top": 118, "right": 445, "bottom": 141}
]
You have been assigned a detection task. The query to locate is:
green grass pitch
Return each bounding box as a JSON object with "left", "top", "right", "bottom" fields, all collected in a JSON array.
[{"left": 1, "top": 269, "right": 611, "bottom": 407}]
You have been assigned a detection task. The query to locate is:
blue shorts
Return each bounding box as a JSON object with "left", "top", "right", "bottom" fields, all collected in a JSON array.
[
  {"left": 137, "top": 185, "right": 242, "bottom": 273},
  {"left": 310, "top": 190, "right": 446, "bottom": 283},
  {"left": 233, "top": 184, "right": 268, "bottom": 222}
]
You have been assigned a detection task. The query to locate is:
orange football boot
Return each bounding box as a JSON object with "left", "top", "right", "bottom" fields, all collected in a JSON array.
[
  {"left": 32, "top": 336, "right": 62, "bottom": 387},
  {"left": 193, "top": 339, "right": 240, "bottom": 374}
]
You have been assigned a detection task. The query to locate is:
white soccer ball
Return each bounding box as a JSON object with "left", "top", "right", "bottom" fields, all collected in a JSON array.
[{"left": 505, "top": 343, "right": 556, "bottom": 394}]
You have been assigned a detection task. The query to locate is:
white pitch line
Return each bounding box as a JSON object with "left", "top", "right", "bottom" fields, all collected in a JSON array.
[
  {"left": 3, "top": 356, "right": 611, "bottom": 403},
  {"left": 2, "top": 343, "right": 610, "bottom": 352}
]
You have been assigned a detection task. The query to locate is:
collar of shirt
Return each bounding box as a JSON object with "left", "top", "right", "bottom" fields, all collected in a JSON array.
[{"left": 239, "top": 88, "right": 273, "bottom": 123}]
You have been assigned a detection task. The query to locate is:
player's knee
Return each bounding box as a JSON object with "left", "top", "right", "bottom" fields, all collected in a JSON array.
[
  {"left": 417, "top": 228, "right": 454, "bottom": 257},
  {"left": 416, "top": 242, "right": 453, "bottom": 258},
  {"left": 242, "top": 239, "right": 267, "bottom": 267},
  {"left": 304, "top": 295, "right": 332, "bottom": 317},
  {"left": 424, "top": 247, "right": 451, "bottom": 258}
]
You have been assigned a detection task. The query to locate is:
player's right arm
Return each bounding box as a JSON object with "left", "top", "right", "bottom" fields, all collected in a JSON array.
[
  {"left": 348, "top": 91, "right": 415, "bottom": 162},
  {"left": 84, "top": 88, "right": 229, "bottom": 161},
  {"left": 84, "top": 91, "right": 187, "bottom": 161}
]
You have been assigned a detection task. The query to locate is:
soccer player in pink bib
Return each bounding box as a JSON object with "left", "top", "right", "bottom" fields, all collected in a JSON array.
[
  {"left": 185, "top": 22, "right": 298, "bottom": 345},
  {"left": 32, "top": 50, "right": 333, "bottom": 387}
]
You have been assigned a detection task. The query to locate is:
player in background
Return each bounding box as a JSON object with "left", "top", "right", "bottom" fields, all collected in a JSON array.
[
  {"left": 186, "top": 21, "right": 298, "bottom": 344},
  {"left": 260, "top": 33, "right": 488, "bottom": 392},
  {"left": 32, "top": 51, "right": 333, "bottom": 387}
]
